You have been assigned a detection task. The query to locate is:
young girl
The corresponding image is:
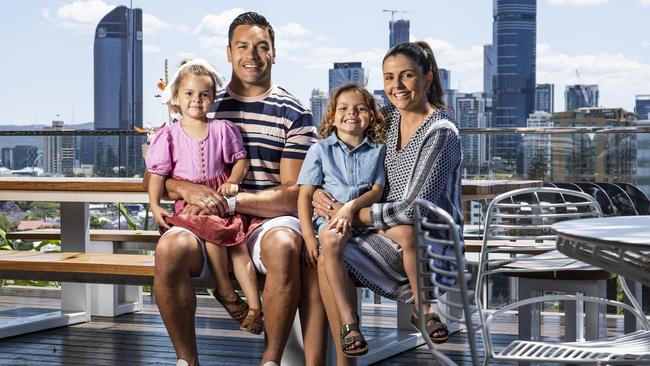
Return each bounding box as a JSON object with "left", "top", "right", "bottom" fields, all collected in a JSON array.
[
  {"left": 146, "top": 59, "right": 263, "bottom": 334},
  {"left": 297, "top": 84, "right": 387, "bottom": 357}
]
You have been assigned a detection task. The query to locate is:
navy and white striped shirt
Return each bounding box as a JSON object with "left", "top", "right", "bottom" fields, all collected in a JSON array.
[{"left": 207, "top": 85, "right": 316, "bottom": 192}]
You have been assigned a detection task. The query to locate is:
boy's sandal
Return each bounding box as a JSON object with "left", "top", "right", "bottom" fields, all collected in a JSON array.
[
  {"left": 340, "top": 323, "right": 368, "bottom": 357},
  {"left": 410, "top": 312, "right": 449, "bottom": 344},
  {"left": 213, "top": 290, "right": 249, "bottom": 324},
  {"left": 241, "top": 308, "right": 264, "bottom": 335}
]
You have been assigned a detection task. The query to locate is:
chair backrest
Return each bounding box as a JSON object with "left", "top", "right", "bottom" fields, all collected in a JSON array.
[
  {"left": 482, "top": 187, "right": 603, "bottom": 244},
  {"left": 475, "top": 187, "right": 603, "bottom": 354},
  {"left": 414, "top": 199, "right": 480, "bottom": 365}
]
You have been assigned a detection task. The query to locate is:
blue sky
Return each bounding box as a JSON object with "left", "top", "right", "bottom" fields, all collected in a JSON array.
[{"left": 1, "top": 0, "right": 649, "bottom": 126}]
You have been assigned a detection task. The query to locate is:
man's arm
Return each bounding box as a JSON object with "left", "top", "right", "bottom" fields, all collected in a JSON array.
[{"left": 234, "top": 157, "right": 303, "bottom": 217}]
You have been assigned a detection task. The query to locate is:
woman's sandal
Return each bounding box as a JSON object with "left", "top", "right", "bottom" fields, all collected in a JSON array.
[
  {"left": 410, "top": 312, "right": 449, "bottom": 344},
  {"left": 240, "top": 308, "right": 264, "bottom": 335},
  {"left": 340, "top": 323, "right": 368, "bottom": 357},
  {"left": 212, "top": 291, "right": 249, "bottom": 325}
]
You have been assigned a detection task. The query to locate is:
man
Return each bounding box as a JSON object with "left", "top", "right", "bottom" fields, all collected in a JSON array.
[{"left": 147, "top": 12, "right": 326, "bottom": 366}]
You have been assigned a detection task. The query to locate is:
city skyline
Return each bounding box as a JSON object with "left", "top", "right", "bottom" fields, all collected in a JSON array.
[{"left": 2, "top": 0, "right": 649, "bottom": 126}]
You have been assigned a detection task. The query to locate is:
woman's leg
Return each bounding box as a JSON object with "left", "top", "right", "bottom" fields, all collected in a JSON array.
[{"left": 382, "top": 225, "right": 446, "bottom": 339}]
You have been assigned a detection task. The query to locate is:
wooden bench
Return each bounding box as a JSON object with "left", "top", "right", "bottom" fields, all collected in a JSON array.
[{"left": 6, "top": 229, "right": 161, "bottom": 317}]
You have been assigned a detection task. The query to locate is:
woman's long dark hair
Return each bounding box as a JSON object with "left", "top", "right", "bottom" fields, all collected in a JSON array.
[{"left": 383, "top": 41, "right": 445, "bottom": 109}]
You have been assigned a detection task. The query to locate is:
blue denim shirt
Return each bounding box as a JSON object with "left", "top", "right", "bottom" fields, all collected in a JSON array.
[
  {"left": 298, "top": 133, "right": 385, "bottom": 203},
  {"left": 298, "top": 133, "right": 386, "bottom": 233}
]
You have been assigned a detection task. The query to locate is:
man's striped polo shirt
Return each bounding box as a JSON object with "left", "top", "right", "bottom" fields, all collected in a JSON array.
[{"left": 207, "top": 84, "right": 317, "bottom": 192}]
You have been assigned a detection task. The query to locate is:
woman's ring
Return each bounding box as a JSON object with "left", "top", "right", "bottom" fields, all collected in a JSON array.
[{"left": 203, "top": 197, "right": 213, "bottom": 205}]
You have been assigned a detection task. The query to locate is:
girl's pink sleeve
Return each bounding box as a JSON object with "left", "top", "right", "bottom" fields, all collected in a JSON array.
[
  {"left": 145, "top": 127, "right": 173, "bottom": 176},
  {"left": 219, "top": 120, "right": 247, "bottom": 164}
]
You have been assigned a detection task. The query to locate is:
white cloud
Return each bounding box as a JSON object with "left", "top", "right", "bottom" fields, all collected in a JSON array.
[
  {"left": 41, "top": 8, "right": 51, "bottom": 20},
  {"left": 640, "top": 0, "right": 650, "bottom": 6},
  {"left": 643, "top": 41, "right": 650, "bottom": 47},
  {"left": 547, "top": 0, "right": 609, "bottom": 5},
  {"left": 537, "top": 43, "right": 650, "bottom": 109},
  {"left": 194, "top": 8, "right": 245, "bottom": 52},
  {"left": 276, "top": 23, "right": 310, "bottom": 37},
  {"left": 143, "top": 44, "right": 162, "bottom": 53},
  {"left": 54, "top": 0, "right": 115, "bottom": 33},
  {"left": 143, "top": 14, "right": 171, "bottom": 35}
]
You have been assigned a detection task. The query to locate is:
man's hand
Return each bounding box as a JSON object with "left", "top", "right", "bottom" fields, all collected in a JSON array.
[
  {"left": 302, "top": 235, "right": 320, "bottom": 268},
  {"left": 312, "top": 189, "right": 343, "bottom": 221},
  {"left": 151, "top": 204, "right": 172, "bottom": 229},
  {"left": 181, "top": 183, "right": 228, "bottom": 216},
  {"left": 179, "top": 203, "right": 211, "bottom": 216}
]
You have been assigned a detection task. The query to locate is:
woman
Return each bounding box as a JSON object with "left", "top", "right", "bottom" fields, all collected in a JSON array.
[{"left": 314, "top": 41, "right": 464, "bottom": 364}]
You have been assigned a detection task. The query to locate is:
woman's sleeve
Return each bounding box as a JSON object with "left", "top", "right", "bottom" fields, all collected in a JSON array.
[
  {"left": 219, "top": 120, "right": 247, "bottom": 163},
  {"left": 145, "top": 127, "right": 173, "bottom": 176},
  {"left": 369, "top": 128, "right": 461, "bottom": 229}
]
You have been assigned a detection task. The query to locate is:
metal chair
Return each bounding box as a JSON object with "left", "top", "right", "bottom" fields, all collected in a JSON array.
[
  {"left": 477, "top": 187, "right": 611, "bottom": 341},
  {"left": 414, "top": 199, "right": 479, "bottom": 365},
  {"left": 415, "top": 195, "right": 650, "bottom": 364}
]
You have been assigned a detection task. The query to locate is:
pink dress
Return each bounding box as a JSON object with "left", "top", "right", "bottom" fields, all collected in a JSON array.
[{"left": 146, "top": 119, "right": 248, "bottom": 247}]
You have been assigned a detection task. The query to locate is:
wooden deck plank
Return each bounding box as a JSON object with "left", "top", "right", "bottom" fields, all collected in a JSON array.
[{"left": 0, "top": 287, "right": 630, "bottom": 365}]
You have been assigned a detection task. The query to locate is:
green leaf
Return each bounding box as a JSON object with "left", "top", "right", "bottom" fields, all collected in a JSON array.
[
  {"left": 35, "top": 240, "right": 61, "bottom": 251},
  {"left": 114, "top": 203, "right": 137, "bottom": 230},
  {"left": 0, "top": 228, "right": 6, "bottom": 241}
]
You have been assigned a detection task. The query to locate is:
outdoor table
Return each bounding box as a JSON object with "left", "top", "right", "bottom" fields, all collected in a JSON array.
[
  {"left": 0, "top": 177, "right": 148, "bottom": 338},
  {"left": 553, "top": 215, "right": 650, "bottom": 333}
]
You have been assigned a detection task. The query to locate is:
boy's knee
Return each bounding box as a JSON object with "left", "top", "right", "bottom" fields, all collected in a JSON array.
[{"left": 318, "top": 230, "right": 342, "bottom": 254}]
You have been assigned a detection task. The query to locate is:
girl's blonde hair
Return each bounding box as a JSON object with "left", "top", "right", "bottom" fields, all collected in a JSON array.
[
  {"left": 318, "top": 84, "right": 386, "bottom": 143},
  {"left": 170, "top": 59, "right": 224, "bottom": 103}
]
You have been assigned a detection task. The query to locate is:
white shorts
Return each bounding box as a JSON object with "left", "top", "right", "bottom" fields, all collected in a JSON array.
[
  {"left": 159, "top": 216, "right": 302, "bottom": 281},
  {"left": 246, "top": 216, "right": 302, "bottom": 274}
]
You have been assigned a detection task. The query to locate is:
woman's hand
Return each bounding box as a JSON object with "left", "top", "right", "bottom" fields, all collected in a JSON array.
[
  {"left": 217, "top": 182, "right": 239, "bottom": 197},
  {"left": 302, "top": 235, "right": 320, "bottom": 268},
  {"left": 326, "top": 202, "right": 355, "bottom": 237},
  {"left": 312, "top": 189, "right": 343, "bottom": 220},
  {"left": 151, "top": 204, "right": 171, "bottom": 229}
]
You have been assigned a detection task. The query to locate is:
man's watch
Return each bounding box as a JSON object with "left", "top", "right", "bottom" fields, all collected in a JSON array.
[{"left": 225, "top": 195, "right": 237, "bottom": 215}]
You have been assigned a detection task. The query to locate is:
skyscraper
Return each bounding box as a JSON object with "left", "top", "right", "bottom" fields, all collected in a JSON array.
[
  {"left": 565, "top": 84, "right": 598, "bottom": 111},
  {"left": 310, "top": 89, "right": 328, "bottom": 128},
  {"left": 491, "top": 0, "right": 537, "bottom": 174},
  {"left": 94, "top": 5, "right": 143, "bottom": 177},
  {"left": 635, "top": 95, "right": 650, "bottom": 120},
  {"left": 523, "top": 111, "right": 552, "bottom": 179},
  {"left": 12, "top": 145, "right": 38, "bottom": 170},
  {"left": 535, "top": 83, "right": 554, "bottom": 113},
  {"left": 483, "top": 44, "right": 495, "bottom": 97},
  {"left": 455, "top": 92, "right": 490, "bottom": 176},
  {"left": 389, "top": 19, "right": 409, "bottom": 48},
  {"left": 44, "top": 120, "right": 75, "bottom": 176},
  {"left": 328, "top": 62, "right": 367, "bottom": 95}
]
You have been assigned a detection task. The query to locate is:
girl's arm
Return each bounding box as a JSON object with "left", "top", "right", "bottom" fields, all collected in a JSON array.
[
  {"left": 148, "top": 173, "right": 171, "bottom": 229},
  {"left": 218, "top": 159, "right": 249, "bottom": 196},
  {"left": 298, "top": 184, "right": 319, "bottom": 268},
  {"left": 327, "top": 184, "right": 383, "bottom": 235}
]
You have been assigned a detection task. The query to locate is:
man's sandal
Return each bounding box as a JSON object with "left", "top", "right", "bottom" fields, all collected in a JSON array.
[
  {"left": 213, "top": 291, "right": 249, "bottom": 325},
  {"left": 340, "top": 323, "right": 368, "bottom": 357},
  {"left": 410, "top": 312, "right": 449, "bottom": 344},
  {"left": 241, "top": 308, "right": 264, "bottom": 335}
]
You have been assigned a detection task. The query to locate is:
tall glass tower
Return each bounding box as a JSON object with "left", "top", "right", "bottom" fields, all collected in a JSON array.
[
  {"left": 389, "top": 19, "right": 409, "bottom": 48},
  {"left": 94, "top": 6, "right": 143, "bottom": 177},
  {"left": 491, "top": 0, "right": 536, "bottom": 174},
  {"left": 328, "top": 62, "right": 367, "bottom": 95}
]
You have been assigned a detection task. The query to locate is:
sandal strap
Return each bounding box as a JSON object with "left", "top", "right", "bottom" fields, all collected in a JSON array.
[
  {"left": 213, "top": 291, "right": 249, "bottom": 323},
  {"left": 340, "top": 323, "right": 360, "bottom": 336},
  {"left": 342, "top": 334, "right": 366, "bottom": 348}
]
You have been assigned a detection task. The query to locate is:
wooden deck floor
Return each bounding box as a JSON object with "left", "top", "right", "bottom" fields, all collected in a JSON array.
[{"left": 0, "top": 286, "right": 628, "bottom": 365}]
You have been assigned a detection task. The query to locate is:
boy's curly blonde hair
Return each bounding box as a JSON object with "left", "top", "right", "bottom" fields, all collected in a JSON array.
[{"left": 318, "top": 84, "right": 386, "bottom": 144}]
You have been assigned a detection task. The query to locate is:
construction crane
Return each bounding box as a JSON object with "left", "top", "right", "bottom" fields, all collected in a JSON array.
[
  {"left": 575, "top": 69, "right": 591, "bottom": 107},
  {"left": 382, "top": 9, "right": 408, "bottom": 21}
]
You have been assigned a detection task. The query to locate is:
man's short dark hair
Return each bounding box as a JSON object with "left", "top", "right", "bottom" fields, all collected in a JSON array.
[{"left": 228, "top": 12, "right": 275, "bottom": 49}]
